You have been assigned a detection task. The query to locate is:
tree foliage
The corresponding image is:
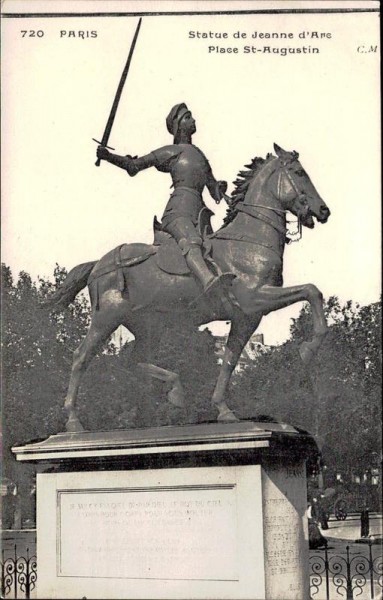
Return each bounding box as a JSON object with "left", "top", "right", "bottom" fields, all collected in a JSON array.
[
  {"left": 2, "top": 264, "right": 91, "bottom": 483},
  {"left": 230, "top": 295, "right": 382, "bottom": 478}
]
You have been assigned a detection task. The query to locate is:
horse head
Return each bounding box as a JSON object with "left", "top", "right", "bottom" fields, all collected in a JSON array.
[
  {"left": 271, "top": 143, "right": 330, "bottom": 228},
  {"left": 224, "top": 144, "right": 330, "bottom": 235}
]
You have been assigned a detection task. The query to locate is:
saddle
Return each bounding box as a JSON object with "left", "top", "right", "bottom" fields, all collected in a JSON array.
[
  {"left": 88, "top": 208, "right": 237, "bottom": 313},
  {"left": 88, "top": 207, "right": 216, "bottom": 290},
  {"left": 153, "top": 207, "right": 215, "bottom": 275}
]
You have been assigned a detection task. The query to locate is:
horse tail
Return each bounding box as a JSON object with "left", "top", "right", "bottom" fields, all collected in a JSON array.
[{"left": 41, "top": 261, "right": 96, "bottom": 309}]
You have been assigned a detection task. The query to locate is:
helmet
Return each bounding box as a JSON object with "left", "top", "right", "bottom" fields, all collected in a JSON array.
[{"left": 166, "top": 103, "right": 190, "bottom": 138}]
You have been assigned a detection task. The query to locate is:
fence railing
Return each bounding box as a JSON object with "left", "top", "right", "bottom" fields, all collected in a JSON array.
[
  {"left": 1, "top": 546, "right": 36, "bottom": 599},
  {"left": 310, "top": 540, "right": 383, "bottom": 600},
  {"left": 1, "top": 539, "right": 382, "bottom": 600}
]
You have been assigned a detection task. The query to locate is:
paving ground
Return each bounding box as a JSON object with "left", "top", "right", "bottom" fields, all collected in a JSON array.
[
  {"left": 322, "top": 512, "right": 382, "bottom": 542},
  {"left": 1, "top": 529, "right": 36, "bottom": 558},
  {"left": 310, "top": 514, "right": 382, "bottom": 600}
]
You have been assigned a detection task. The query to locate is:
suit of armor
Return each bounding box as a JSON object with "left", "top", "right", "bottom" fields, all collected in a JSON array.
[
  {"left": 124, "top": 143, "right": 223, "bottom": 250},
  {"left": 96, "top": 103, "right": 231, "bottom": 301}
]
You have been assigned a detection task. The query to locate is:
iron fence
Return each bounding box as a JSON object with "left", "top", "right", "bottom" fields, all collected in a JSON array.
[
  {"left": 310, "top": 540, "right": 383, "bottom": 599},
  {"left": 1, "top": 539, "right": 382, "bottom": 599},
  {"left": 1, "top": 546, "right": 36, "bottom": 599}
]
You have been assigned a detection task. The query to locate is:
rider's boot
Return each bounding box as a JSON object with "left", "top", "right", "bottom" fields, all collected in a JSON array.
[{"left": 185, "top": 247, "right": 235, "bottom": 310}]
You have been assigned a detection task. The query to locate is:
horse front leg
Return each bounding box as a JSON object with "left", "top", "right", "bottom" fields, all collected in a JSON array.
[
  {"left": 212, "top": 316, "right": 262, "bottom": 422},
  {"left": 241, "top": 283, "right": 328, "bottom": 363},
  {"left": 296, "top": 285, "right": 328, "bottom": 363}
]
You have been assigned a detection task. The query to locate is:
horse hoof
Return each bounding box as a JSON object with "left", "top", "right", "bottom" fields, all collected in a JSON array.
[
  {"left": 65, "top": 417, "right": 85, "bottom": 433},
  {"left": 168, "top": 386, "right": 186, "bottom": 408},
  {"left": 299, "top": 342, "right": 314, "bottom": 364},
  {"left": 217, "top": 408, "right": 240, "bottom": 423}
]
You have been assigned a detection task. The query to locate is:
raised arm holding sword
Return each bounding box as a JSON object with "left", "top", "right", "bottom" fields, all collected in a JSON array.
[{"left": 95, "top": 19, "right": 233, "bottom": 307}]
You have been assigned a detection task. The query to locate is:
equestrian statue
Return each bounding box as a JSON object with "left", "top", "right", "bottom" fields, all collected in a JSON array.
[
  {"left": 44, "top": 21, "right": 331, "bottom": 431},
  {"left": 45, "top": 101, "right": 330, "bottom": 432}
]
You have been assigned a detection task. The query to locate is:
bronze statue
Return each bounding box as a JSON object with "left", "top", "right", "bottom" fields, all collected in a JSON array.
[
  {"left": 45, "top": 141, "right": 330, "bottom": 432},
  {"left": 96, "top": 103, "right": 234, "bottom": 309}
]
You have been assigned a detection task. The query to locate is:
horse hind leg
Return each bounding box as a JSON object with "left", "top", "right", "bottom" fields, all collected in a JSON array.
[
  {"left": 64, "top": 311, "right": 121, "bottom": 432},
  {"left": 128, "top": 326, "right": 186, "bottom": 424},
  {"left": 136, "top": 363, "right": 185, "bottom": 408}
]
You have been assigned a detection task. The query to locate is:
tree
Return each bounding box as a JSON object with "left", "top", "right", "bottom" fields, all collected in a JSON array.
[
  {"left": 2, "top": 264, "right": 92, "bottom": 498},
  {"left": 230, "top": 296, "right": 382, "bottom": 482}
]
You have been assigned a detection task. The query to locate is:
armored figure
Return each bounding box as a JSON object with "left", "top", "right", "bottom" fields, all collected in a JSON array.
[{"left": 96, "top": 103, "right": 233, "bottom": 303}]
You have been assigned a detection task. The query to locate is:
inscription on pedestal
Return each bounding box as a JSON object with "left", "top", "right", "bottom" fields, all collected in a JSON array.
[
  {"left": 264, "top": 499, "right": 302, "bottom": 576},
  {"left": 262, "top": 462, "right": 308, "bottom": 599},
  {"left": 58, "top": 484, "right": 238, "bottom": 581}
]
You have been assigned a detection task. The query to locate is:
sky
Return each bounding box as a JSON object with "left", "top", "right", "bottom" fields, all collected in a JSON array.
[{"left": 1, "top": 1, "right": 380, "bottom": 345}]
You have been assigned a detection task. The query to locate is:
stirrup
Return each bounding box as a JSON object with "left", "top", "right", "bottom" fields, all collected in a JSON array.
[
  {"left": 203, "top": 273, "right": 236, "bottom": 313},
  {"left": 203, "top": 273, "right": 236, "bottom": 295},
  {"left": 188, "top": 273, "right": 236, "bottom": 313}
]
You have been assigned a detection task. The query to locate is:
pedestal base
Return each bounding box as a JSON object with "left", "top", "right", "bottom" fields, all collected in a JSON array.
[{"left": 13, "top": 420, "right": 316, "bottom": 599}]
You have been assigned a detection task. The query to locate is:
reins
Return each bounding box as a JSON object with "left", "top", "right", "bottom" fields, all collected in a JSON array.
[
  {"left": 276, "top": 162, "right": 305, "bottom": 241},
  {"left": 234, "top": 203, "right": 287, "bottom": 236},
  {"left": 230, "top": 160, "right": 304, "bottom": 242},
  {"left": 220, "top": 156, "right": 307, "bottom": 244}
]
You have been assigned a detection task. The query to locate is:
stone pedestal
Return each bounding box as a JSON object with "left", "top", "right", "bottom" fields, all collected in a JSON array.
[{"left": 12, "top": 421, "right": 316, "bottom": 600}]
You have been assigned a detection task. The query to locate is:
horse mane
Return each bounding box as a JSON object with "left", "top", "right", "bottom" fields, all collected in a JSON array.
[{"left": 223, "top": 153, "right": 274, "bottom": 226}]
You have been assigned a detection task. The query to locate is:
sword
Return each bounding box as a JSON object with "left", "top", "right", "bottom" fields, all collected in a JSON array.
[{"left": 93, "top": 17, "right": 142, "bottom": 166}]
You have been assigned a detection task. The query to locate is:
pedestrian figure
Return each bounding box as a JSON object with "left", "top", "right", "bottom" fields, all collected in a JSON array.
[
  {"left": 308, "top": 502, "right": 327, "bottom": 549},
  {"left": 360, "top": 507, "right": 370, "bottom": 538},
  {"left": 318, "top": 502, "right": 329, "bottom": 530}
]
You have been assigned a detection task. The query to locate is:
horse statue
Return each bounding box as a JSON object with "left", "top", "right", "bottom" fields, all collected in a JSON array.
[{"left": 45, "top": 144, "right": 330, "bottom": 432}]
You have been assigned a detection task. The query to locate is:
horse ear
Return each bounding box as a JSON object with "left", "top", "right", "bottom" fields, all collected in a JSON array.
[{"left": 274, "top": 143, "right": 286, "bottom": 157}]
